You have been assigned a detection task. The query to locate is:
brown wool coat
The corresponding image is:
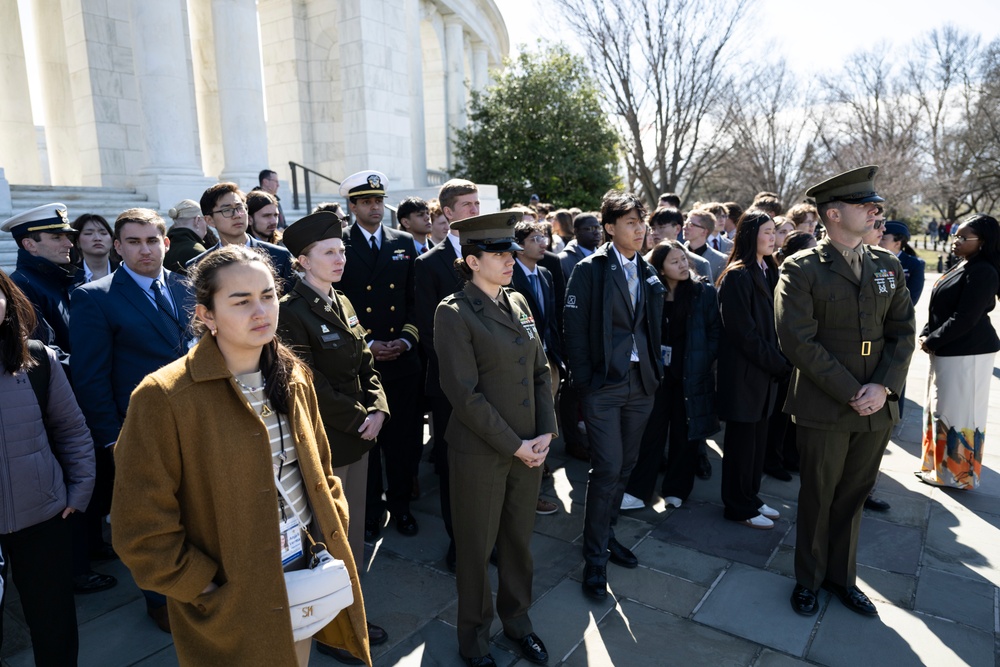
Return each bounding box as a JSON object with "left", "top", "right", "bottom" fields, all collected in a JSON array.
[{"left": 111, "top": 335, "right": 371, "bottom": 666}]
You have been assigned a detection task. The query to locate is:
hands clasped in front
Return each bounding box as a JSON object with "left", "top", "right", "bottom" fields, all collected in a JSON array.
[
  {"left": 370, "top": 339, "right": 407, "bottom": 362},
  {"left": 515, "top": 434, "right": 553, "bottom": 468},
  {"left": 848, "top": 383, "right": 887, "bottom": 416}
]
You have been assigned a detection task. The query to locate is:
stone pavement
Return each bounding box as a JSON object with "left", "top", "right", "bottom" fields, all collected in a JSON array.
[{"left": 3, "top": 275, "right": 999, "bottom": 666}]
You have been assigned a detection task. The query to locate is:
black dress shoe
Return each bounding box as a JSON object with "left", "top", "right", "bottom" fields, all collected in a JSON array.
[
  {"left": 316, "top": 643, "right": 364, "bottom": 664},
  {"left": 790, "top": 584, "right": 818, "bottom": 616},
  {"left": 696, "top": 453, "right": 712, "bottom": 480},
  {"left": 822, "top": 582, "right": 878, "bottom": 616},
  {"left": 395, "top": 512, "right": 419, "bottom": 536},
  {"left": 582, "top": 564, "right": 607, "bottom": 600},
  {"left": 764, "top": 466, "right": 793, "bottom": 481},
  {"left": 461, "top": 654, "right": 497, "bottom": 667},
  {"left": 364, "top": 518, "right": 380, "bottom": 542},
  {"left": 73, "top": 571, "right": 117, "bottom": 594},
  {"left": 607, "top": 538, "right": 638, "bottom": 569},
  {"left": 367, "top": 622, "right": 388, "bottom": 646},
  {"left": 505, "top": 632, "right": 548, "bottom": 664},
  {"left": 864, "top": 496, "right": 891, "bottom": 512}
]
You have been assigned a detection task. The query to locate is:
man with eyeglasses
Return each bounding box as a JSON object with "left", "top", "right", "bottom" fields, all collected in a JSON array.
[
  {"left": 186, "top": 182, "right": 294, "bottom": 292},
  {"left": 775, "top": 165, "right": 915, "bottom": 619},
  {"left": 254, "top": 169, "right": 286, "bottom": 229},
  {"left": 682, "top": 209, "right": 727, "bottom": 282}
]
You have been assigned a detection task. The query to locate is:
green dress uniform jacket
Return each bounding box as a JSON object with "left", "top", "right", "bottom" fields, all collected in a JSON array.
[
  {"left": 278, "top": 279, "right": 390, "bottom": 467},
  {"left": 775, "top": 239, "right": 915, "bottom": 430},
  {"left": 435, "top": 283, "right": 558, "bottom": 455},
  {"left": 111, "top": 335, "right": 371, "bottom": 667}
]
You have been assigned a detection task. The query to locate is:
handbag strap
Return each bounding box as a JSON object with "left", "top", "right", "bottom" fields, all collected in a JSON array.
[{"left": 273, "top": 418, "right": 327, "bottom": 559}]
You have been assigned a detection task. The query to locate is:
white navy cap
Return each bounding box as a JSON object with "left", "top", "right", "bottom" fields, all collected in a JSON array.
[
  {"left": 1, "top": 203, "right": 76, "bottom": 236},
  {"left": 338, "top": 170, "right": 388, "bottom": 198}
]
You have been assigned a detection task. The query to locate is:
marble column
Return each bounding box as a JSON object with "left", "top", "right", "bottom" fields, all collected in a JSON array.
[
  {"left": 0, "top": 2, "right": 43, "bottom": 184},
  {"left": 444, "top": 16, "right": 466, "bottom": 169},
  {"left": 128, "top": 0, "right": 209, "bottom": 206},
  {"left": 406, "top": 0, "right": 428, "bottom": 187},
  {"left": 471, "top": 44, "right": 489, "bottom": 93},
  {"left": 211, "top": 0, "right": 269, "bottom": 189}
]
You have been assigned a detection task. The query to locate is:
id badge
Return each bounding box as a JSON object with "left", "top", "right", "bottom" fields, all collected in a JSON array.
[
  {"left": 279, "top": 514, "right": 304, "bottom": 566},
  {"left": 661, "top": 345, "right": 673, "bottom": 367}
]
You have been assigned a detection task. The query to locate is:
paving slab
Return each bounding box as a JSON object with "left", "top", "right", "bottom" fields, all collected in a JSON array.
[
  {"left": 74, "top": 559, "right": 145, "bottom": 625},
  {"left": 859, "top": 486, "right": 931, "bottom": 529},
  {"left": 6, "top": 598, "right": 174, "bottom": 667},
  {"left": 855, "top": 565, "right": 917, "bottom": 609},
  {"left": 597, "top": 563, "right": 707, "bottom": 618},
  {"left": 631, "top": 540, "right": 730, "bottom": 586},
  {"left": 923, "top": 500, "right": 1000, "bottom": 587},
  {"left": 360, "top": 554, "right": 464, "bottom": 661},
  {"left": 914, "top": 567, "right": 995, "bottom": 633},
  {"left": 563, "top": 599, "right": 758, "bottom": 667},
  {"left": 693, "top": 564, "right": 822, "bottom": 657},
  {"left": 808, "top": 600, "right": 995, "bottom": 667},
  {"left": 371, "top": 619, "right": 516, "bottom": 667},
  {"left": 133, "top": 645, "right": 179, "bottom": 666},
  {"left": 520, "top": 577, "right": 615, "bottom": 664},
  {"left": 374, "top": 509, "right": 454, "bottom": 567},
  {"left": 856, "top": 516, "right": 922, "bottom": 575},
  {"left": 651, "top": 500, "right": 789, "bottom": 569},
  {"left": 754, "top": 649, "right": 816, "bottom": 667}
]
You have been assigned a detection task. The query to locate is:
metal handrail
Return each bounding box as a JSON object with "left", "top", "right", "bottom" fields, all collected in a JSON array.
[{"left": 287, "top": 161, "right": 397, "bottom": 227}]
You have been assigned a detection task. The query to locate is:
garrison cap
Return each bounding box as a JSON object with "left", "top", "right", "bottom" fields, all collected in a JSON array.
[
  {"left": 806, "top": 165, "right": 885, "bottom": 206},
  {"left": 883, "top": 221, "right": 910, "bottom": 240},
  {"left": 451, "top": 210, "right": 524, "bottom": 253},
  {"left": 339, "top": 170, "right": 388, "bottom": 198},
  {"left": 1, "top": 203, "right": 76, "bottom": 236},
  {"left": 282, "top": 211, "right": 343, "bottom": 257}
]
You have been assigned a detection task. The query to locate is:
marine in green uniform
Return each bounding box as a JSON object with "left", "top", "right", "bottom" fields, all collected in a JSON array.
[
  {"left": 774, "top": 165, "right": 915, "bottom": 617},
  {"left": 434, "top": 211, "right": 557, "bottom": 667}
]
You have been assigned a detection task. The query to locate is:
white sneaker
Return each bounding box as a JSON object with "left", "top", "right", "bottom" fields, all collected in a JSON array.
[
  {"left": 742, "top": 514, "right": 774, "bottom": 530},
  {"left": 758, "top": 504, "right": 780, "bottom": 520},
  {"left": 620, "top": 493, "right": 645, "bottom": 511},
  {"left": 663, "top": 496, "right": 683, "bottom": 508}
]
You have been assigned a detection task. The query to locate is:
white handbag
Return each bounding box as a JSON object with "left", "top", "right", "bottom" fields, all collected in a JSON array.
[{"left": 274, "top": 476, "right": 354, "bottom": 641}]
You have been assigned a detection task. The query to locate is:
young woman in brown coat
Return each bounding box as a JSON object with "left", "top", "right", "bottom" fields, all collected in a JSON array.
[{"left": 111, "top": 246, "right": 370, "bottom": 666}]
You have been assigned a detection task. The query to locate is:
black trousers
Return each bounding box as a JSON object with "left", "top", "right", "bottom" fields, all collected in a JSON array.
[
  {"left": 367, "top": 371, "right": 423, "bottom": 519},
  {"left": 721, "top": 418, "right": 769, "bottom": 521},
  {"left": 581, "top": 368, "right": 655, "bottom": 566},
  {"left": 627, "top": 374, "right": 694, "bottom": 502},
  {"left": 0, "top": 513, "right": 79, "bottom": 666}
]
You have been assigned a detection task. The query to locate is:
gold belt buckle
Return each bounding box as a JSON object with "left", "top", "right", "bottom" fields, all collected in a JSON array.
[{"left": 861, "top": 341, "right": 872, "bottom": 356}]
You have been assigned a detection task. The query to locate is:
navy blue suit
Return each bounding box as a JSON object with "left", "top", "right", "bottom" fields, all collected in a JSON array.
[
  {"left": 898, "top": 251, "right": 925, "bottom": 305},
  {"left": 69, "top": 268, "right": 195, "bottom": 448},
  {"left": 511, "top": 261, "right": 563, "bottom": 369}
]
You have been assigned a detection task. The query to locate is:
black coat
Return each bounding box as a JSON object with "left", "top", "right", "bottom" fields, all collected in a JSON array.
[
  {"left": 11, "top": 249, "right": 78, "bottom": 357},
  {"left": 164, "top": 227, "right": 207, "bottom": 275},
  {"left": 674, "top": 279, "right": 722, "bottom": 440},
  {"left": 414, "top": 239, "right": 463, "bottom": 396},
  {"left": 921, "top": 257, "right": 1000, "bottom": 357},
  {"left": 716, "top": 265, "right": 790, "bottom": 422},
  {"left": 339, "top": 223, "right": 420, "bottom": 382},
  {"left": 186, "top": 236, "right": 295, "bottom": 293},
  {"left": 563, "top": 243, "right": 664, "bottom": 394},
  {"left": 511, "top": 261, "right": 563, "bottom": 368}
]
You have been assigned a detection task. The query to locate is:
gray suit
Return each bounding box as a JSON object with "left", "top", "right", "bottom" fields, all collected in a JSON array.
[{"left": 687, "top": 242, "right": 727, "bottom": 282}]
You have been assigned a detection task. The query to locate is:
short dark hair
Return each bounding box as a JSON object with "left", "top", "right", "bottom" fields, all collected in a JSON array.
[
  {"left": 397, "top": 197, "right": 429, "bottom": 222},
  {"left": 114, "top": 208, "right": 167, "bottom": 240},
  {"left": 514, "top": 221, "right": 546, "bottom": 244},
  {"left": 258, "top": 169, "right": 276, "bottom": 185},
  {"left": 246, "top": 190, "right": 278, "bottom": 218},
  {"left": 438, "top": 179, "right": 478, "bottom": 211},
  {"left": 313, "top": 202, "right": 344, "bottom": 216},
  {"left": 201, "top": 182, "right": 245, "bottom": 216},
  {"left": 601, "top": 190, "right": 647, "bottom": 230},
  {"left": 752, "top": 192, "right": 783, "bottom": 217},
  {"left": 724, "top": 202, "right": 744, "bottom": 222},
  {"left": 573, "top": 212, "right": 599, "bottom": 230},
  {"left": 649, "top": 207, "right": 683, "bottom": 228},
  {"left": 72, "top": 213, "right": 112, "bottom": 237},
  {"left": 658, "top": 192, "right": 681, "bottom": 208}
]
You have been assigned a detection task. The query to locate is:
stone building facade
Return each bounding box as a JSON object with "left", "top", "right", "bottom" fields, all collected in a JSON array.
[{"left": 0, "top": 0, "right": 508, "bottom": 209}]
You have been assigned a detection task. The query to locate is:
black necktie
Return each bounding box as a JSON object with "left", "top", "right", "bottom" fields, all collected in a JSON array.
[
  {"left": 152, "top": 279, "right": 181, "bottom": 345},
  {"left": 712, "top": 238, "right": 720, "bottom": 251},
  {"left": 370, "top": 235, "right": 378, "bottom": 258},
  {"left": 528, "top": 273, "right": 545, "bottom": 315}
]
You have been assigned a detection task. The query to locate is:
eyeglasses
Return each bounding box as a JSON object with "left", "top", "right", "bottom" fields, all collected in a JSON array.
[
  {"left": 873, "top": 220, "right": 884, "bottom": 230},
  {"left": 213, "top": 203, "right": 247, "bottom": 218},
  {"left": 527, "top": 235, "right": 548, "bottom": 244},
  {"left": 954, "top": 236, "right": 980, "bottom": 243}
]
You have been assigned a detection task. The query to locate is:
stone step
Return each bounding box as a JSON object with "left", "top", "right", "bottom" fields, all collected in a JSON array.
[{"left": 2, "top": 186, "right": 157, "bottom": 273}]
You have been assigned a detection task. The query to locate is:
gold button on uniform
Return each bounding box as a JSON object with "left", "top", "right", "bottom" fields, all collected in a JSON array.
[
  {"left": 390, "top": 306, "right": 395, "bottom": 311},
  {"left": 366, "top": 307, "right": 372, "bottom": 313},
  {"left": 366, "top": 285, "right": 372, "bottom": 291},
  {"left": 389, "top": 283, "right": 395, "bottom": 289}
]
